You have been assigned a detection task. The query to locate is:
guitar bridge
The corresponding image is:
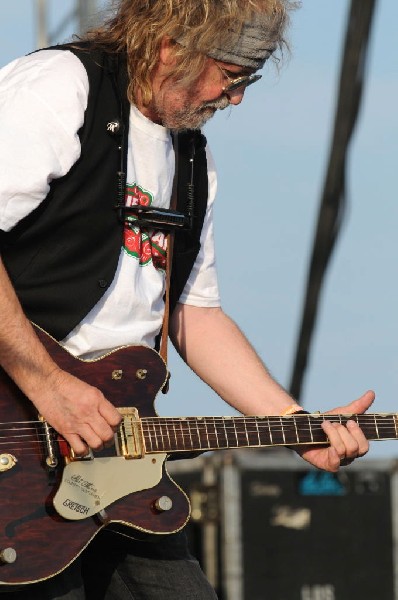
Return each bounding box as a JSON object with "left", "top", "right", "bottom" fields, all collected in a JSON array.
[{"left": 116, "top": 408, "right": 145, "bottom": 459}]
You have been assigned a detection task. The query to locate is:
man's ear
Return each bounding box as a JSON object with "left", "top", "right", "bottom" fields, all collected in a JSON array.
[{"left": 159, "top": 36, "right": 177, "bottom": 66}]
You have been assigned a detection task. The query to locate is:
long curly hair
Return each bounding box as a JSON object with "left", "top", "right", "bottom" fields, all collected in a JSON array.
[{"left": 83, "top": 0, "right": 299, "bottom": 106}]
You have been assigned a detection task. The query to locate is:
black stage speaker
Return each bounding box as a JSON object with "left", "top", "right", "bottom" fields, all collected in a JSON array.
[
  {"left": 240, "top": 462, "right": 394, "bottom": 600},
  {"left": 169, "top": 452, "right": 396, "bottom": 600}
]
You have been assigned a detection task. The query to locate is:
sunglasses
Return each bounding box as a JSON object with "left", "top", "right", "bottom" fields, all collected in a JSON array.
[{"left": 215, "top": 62, "right": 262, "bottom": 93}]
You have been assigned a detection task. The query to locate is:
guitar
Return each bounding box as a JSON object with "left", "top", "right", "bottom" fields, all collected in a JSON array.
[{"left": 0, "top": 326, "right": 396, "bottom": 586}]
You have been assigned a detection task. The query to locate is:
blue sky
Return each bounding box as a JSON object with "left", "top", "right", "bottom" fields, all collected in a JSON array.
[{"left": 1, "top": 1, "right": 397, "bottom": 458}]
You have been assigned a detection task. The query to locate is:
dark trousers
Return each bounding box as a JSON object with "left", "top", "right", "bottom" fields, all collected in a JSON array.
[{"left": 1, "top": 530, "right": 218, "bottom": 600}]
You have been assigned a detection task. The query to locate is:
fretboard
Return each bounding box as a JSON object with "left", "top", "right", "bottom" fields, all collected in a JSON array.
[{"left": 141, "top": 413, "right": 398, "bottom": 454}]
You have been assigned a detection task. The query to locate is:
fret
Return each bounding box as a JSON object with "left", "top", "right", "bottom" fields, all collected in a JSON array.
[
  {"left": 212, "top": 417, "right": 220, "bottom": 449},
  {"left": 224, "top": 416, "right": 236, "bottom": 447},
  {"left": 186, "top": 417, "right": 202, "bottom": 450},
  {"left": 232, "top": 417, "right": 249, "bottom": 447},
  {"left": 204, "top": 419, "right": 211, "bottom": 450},
  {"left": 221, "top": 416, "right": 235, "bottom": 447},
  {"left": 374, "top": 414, "right": 379, "bottom": 439},
  {"left": 254, "top": 417, "right": 270, "bottom": 446},
  {"left": 240, "top": 417, "right": 257, "bottom": 447},
  {"left": 149, "top": 422, "right": 157, "bottom": 450},
  {"left": 294, "top": 414, "right": 313, "bottom": 444},
  {"left": 255, "top": 418, "right": 261, "bottom": 445},
  {"left": 265, "top": 417, "right": 280, "bottom": 444},
  {"left": 165, "top": 421, "right": 171, "bottom": 450},
  {"left": 159, "top": 419, "right": 166, "bottom": 451},
  {"left": 215, "top": 418, "right": 228, "bottom": 448},
  {"left": 195, "top": 417, "right": 202, "bottom": 450},
  {"left": 280, "top": 417, "right": 286, "bottom": 445},
  {"left": 394, "top": 415, "right": 398, "bottom": 439},
  {"left": 146, "top": 420, "right": 152, "bottom": 452},
  {"left": 281, "top": 416, "right": 302, "bottom": 445},
  {"left": 181, "top": 418, "right": 189, "bottom": 450},
  {"left": 152, "top": 421, "right": 164, "bottom": 452},
  {"left": 244, "top": 417, "right": 250, "bottom": 446},
  {"left": 232, "top": 417, "right": 239, "bottom": 447},
  {"left": 153, "top": 421, "right": 163, "bottom": 450},
  {"left": 172, "top": 419, "right": 178, "bottom": 451},
  {"left": 293, "top": 414, "right": 299, "bottom": 444},
  {"left": 268, "top": 417, "right": 273, "bottom": 445},
  {"left": 149, "top": 420, "right": 156, "bottom": 452},
  {"left": 223, "top": 417, "right": 230, "bottom": 448}
]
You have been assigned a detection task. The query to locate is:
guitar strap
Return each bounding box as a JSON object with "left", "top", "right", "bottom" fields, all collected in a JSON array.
[{"left": 159, "top": 134, "right": 179, "bottom": 379}]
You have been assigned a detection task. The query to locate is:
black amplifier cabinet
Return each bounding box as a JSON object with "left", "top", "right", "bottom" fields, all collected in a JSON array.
[
  {"left": 168, "top": 451, "right": 398, "bottom": 600},
  {"left": 233, "top": 451, "right": 396, "bottom": 600}
]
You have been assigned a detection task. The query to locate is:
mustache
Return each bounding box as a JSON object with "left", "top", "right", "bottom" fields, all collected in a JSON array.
[{"left": 201, "top": 96, "right": 230, "bottom": 111}]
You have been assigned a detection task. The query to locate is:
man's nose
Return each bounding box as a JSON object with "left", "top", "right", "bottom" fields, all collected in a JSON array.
[{"left": 226, "top": 88, "right": 246, "bottom": 105}]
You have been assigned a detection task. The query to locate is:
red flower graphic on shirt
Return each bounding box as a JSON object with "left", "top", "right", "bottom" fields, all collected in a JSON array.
[
  {"left": 126, "top": 184, "right": 151, "bottom": 207},
  {"left": 123, "top": 183, "right": 167, "bottom": 269}
]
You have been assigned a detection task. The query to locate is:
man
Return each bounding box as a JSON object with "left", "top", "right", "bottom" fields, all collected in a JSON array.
[{"left": 0, "top": 0, "right": 373, "bottom": 598}]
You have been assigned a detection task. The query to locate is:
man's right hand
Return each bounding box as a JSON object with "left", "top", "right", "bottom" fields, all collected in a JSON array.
[{"left": 33, "top": 366, "right": 122, "bottom": 456}]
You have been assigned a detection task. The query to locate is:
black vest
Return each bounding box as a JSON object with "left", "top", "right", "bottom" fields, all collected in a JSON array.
[{"left": 1, "top": 44, "right": 209, "bottom": 341}]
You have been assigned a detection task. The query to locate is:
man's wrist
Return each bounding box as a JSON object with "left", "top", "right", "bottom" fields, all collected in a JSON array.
[{"left": 281, "top": 403, "right": 305, "bottom": 416}]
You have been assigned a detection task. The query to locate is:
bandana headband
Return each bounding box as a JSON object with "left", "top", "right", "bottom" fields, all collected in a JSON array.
[{"left": 177, "top": 14, "right": 278, "bottom": 70}]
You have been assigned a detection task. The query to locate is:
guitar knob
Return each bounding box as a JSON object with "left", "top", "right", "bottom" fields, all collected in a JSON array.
[
  {"left": 154, "top": 496, "right": 173, "bottom": 512},
  {"left": 0, "top": 547, "right": 17, "bottom": 564},
  {"left": 136, "top": 369, "right": 148, "bottom": 380}
]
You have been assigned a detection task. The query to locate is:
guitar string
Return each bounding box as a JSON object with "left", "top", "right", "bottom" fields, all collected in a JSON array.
[
  {"left": 0, "top": 414, "right": 394, "bottom": 428},
  {"left": 0, "top": 434, "right": 397, "bottom": 455},
  {"left": 0, "top": 416, "right": 395, "bottom": 440},
  {"left": 0, "top": 423, "right": 396, "bottom": 442},
  {"left": 0, "top": 415, "right": 395, "bottom": 437},
  {"left": 0, "top": 421, "right": 397, "bottom": 449}
]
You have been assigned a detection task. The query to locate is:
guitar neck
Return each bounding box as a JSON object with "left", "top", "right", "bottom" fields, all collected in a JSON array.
[{"left": 142, "top": 413, "right": 398, "bottom": 454}]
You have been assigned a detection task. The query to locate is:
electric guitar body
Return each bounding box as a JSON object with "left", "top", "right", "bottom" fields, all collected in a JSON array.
[{"left": 0, "top": 328, "right": 189, "bottom": 586}]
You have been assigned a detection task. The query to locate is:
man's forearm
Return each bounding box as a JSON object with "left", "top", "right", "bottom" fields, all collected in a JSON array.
[
  {"left": 0, "top": 257, "right": 121, "bottom": 454},
  {"left": 170, "top": 303, "right": 299, "bottom": 415},
  {"left": 0, "top": 257, "right": 59, "bottom": 394}
]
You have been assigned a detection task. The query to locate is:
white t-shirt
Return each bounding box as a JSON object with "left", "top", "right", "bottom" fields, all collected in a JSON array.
[{"left": 0, "top": 50, "right": 221, "bottom": 357}]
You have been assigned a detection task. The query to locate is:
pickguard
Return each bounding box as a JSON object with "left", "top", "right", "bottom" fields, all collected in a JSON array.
[{"left": 53, "top": 453, "right": 167, "bottom": 520}]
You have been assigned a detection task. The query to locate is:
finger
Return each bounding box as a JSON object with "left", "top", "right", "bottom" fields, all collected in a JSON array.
[
  {"left": 339, "top": 457, "right": 355, "bottom": 467},
  {"left": 346, "top": 419, "right": 369, "bottom": 456},
  {"left": 326, "top": 446, "right": 341, "bottom": 472},
  {"left": 322, "top": 420, "right": 369, "bottom": 461},
  {"left": 326, "top": 390, "right": 375, "bottom": 416},
  {"left": 322, "top": 421, "right": 352, "bottom": 460},
  {"left": 67, "top": 423, "right": 105, "bottom": 452},
  {"left": 91, "top": 419, "right": 116, "bottom": 445},
  {"left": 99, "top": 399, "right": 122, "bottom": 430},
  {"left": 88, "top": 420, "right": 118, "bottom": 449},
  {"left": 332, "top": 422, "right": 361, "bottom": 458},
  {"left": 65, "top": 433, "right": 90, "bottom": 457},
  {"left": 81, "top": 403, "right": 118, "bottom": 445}
]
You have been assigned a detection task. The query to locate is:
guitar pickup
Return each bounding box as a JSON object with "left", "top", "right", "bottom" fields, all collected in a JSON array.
[
  {"left": 69, "top": 448, "right": 94, "bottom": 462},
  {"left": 116, "top": 408, "right": 145, "bottom": 459}
]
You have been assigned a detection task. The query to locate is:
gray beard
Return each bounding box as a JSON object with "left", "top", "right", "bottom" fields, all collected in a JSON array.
[{"left": 160, "top": 96, "right": 230, "bottom": 131}]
